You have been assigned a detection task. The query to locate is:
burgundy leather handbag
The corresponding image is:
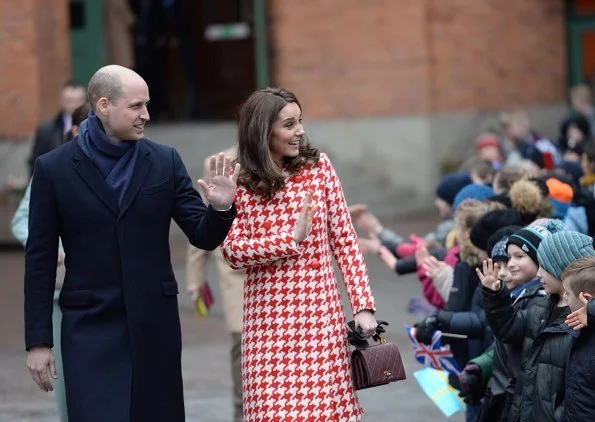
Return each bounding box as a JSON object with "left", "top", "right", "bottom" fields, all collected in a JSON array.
[{"left": 348, "top": 321, "right": 406, "bottom": 390}]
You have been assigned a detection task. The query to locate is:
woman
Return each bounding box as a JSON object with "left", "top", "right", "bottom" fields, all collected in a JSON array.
[{"left": 221, "top": 87, "right": 377, "bottom": 422}]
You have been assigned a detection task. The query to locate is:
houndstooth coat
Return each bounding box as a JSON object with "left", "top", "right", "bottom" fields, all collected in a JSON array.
[{"left": 221, "top": 153, "right": 376, "bottom": 422}]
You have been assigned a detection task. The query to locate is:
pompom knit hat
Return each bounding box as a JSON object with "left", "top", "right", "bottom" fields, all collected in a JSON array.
[
  {"left": 486, "top": 225, "right": 523, "bottom": 258},
  {"left": 470, "top": 209, "right": 524, "bottom": 251},
  {"left": 452, "top": 184, "right": 495, "bottom": 211},
  {"left": 436, "top": 171, "right": 473, "bottom": 206},
  {"left": 537, "top": 231, "right": 595, "bottom": 280}
]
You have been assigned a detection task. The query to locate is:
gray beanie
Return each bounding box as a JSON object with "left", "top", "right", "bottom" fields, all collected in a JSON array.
[{"left": 537, "top": 231, "right": 595, "bottom": 280}]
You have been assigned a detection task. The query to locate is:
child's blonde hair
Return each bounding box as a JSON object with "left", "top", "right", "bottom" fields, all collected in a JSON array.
[
  {"left": 455, "top": 199, "right": 505, "bottom": 266},
  {"left": 455, "top": 199, "right": 505, "bottom": 231}
]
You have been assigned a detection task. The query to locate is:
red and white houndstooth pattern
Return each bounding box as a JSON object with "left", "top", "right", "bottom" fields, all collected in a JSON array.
[{"left": 221, "top": 153, "right": 376, "bottom": 422}]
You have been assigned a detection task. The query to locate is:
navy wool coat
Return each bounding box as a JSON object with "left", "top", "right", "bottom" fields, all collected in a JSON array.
[{"left": 25, "top": 137, "right": 236, "bottom": 422}]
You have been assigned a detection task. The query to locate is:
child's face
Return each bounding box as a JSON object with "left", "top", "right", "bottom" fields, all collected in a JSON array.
[
  {"left": 454, "top": 215, "right": 469, "bottom": 247},
  {"left": 507, "top": 244, "right": 538, "bottom": 285},
  {"left": 567, "top": 124, "right": 585, "bottom": 142},
  {"left": 434, "top": 197, "right": 452, "bottom": 218},
  {"left": 478, "top": 147, "right": 502, "bottom": 164},
  {"left": 470, "top": 170, "right": 494, "bottom": 185},
  {"left": 536, "top": 266, "right": 564, "bottom": 295},
  {"left": 497, "top": 261, "right": 513, "bottom": 288},
  {"left": 562, "top": 278, "right": 584, "bottom": 312}
]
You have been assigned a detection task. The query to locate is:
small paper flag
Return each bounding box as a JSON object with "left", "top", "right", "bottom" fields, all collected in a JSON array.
[
  {"left": 413, "top": 367, "right": 466, "bottom": 417},
  {"left": 194, "top": 281, "right": 214, "bottom": 320}
]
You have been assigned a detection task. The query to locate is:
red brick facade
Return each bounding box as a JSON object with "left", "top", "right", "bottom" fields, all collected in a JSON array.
[
  {"left": 0, "top": 0, "right": 70, "bottom": 140},
  {"left": 0, "top": 0, "right": 567, "bottom": 139},
  {"left": 269, "top": 0, "right": 567, "bottom": 117}
]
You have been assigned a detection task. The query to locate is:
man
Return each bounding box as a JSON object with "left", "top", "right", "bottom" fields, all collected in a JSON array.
[
  {"left": 28, "top": 80, "right": 86, "bottom": 176},
  {"left": 570, "top": 83, "right": 595, "bottom": 132},
  {"left": 186, "top": 146, "right": 245, "bottom": 422},
  {"left": 25, "top": 65, "right": 239, "bottom": 422}
]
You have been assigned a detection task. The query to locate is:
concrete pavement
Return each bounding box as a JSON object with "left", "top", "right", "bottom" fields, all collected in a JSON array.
[{"left": 0, "top": 212, "right": 463, "bottom": 421}]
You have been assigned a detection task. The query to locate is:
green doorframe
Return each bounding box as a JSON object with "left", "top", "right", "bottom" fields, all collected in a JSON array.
[
  {"left": 566, "top": 0, "right": 595, "bottom": 86},
  {"left": 70, "top": 0, "right": 104, "bottom": 85},
  {"left": 253, "top": 0, "right": 269, "bottom": 88}
]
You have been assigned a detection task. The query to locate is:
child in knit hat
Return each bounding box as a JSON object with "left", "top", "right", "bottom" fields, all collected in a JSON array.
[
  {"left": 545, "top": 176, "right": 574, "bottom": 219},
  {"left": 452, "top": 184, "right": 495, "bottom": 212},
  {"left": 559, "top": 255, "right": 595, "bottom": 422},
  {"left": 475, "top": 133, "right": 504, "bottom": 167},
  {"left": 475, "top": 226, "right": 549, "bottom": 422},
  {"left": 481, "top": 226, "right": 588, "bottom": 422}
]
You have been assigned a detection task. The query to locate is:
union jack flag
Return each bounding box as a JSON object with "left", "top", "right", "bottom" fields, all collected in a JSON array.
[{"left": 405, "top": 324, "right": 461, "bottom": 376}]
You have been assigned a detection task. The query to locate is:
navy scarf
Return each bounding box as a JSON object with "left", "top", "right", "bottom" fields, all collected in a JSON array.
[{"left": 78, "top": 111, "right": 140, "bottom": 207}]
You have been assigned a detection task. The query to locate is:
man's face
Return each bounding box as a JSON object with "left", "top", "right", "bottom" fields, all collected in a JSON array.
[
  {"left": 102, "top": 76, "right": 150, "bottom": 141},
  {"left": 61, "top": 86, "right": 86, "bottom": 116}
]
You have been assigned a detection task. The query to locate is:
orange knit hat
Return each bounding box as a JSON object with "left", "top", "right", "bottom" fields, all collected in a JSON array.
[{"left": 545, "top": 178, "right": 574, "bottom": 203}]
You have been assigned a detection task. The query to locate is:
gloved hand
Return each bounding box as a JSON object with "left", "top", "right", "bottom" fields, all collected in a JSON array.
[
  {"left": 414, "top": 315, "right": 440, "bottom": 345},
  {"left": 458, "top": 363, "right": 484, "bottom": 405},
  {"left": 354, "top": 309, "right": 377, "bottom": 338},
  {"left": 347, "top": 319, "right": 388, "bottom": 348}
]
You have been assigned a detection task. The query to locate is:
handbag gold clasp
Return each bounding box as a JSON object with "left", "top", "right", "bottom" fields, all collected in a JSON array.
[{"left": 375, "top": 333, "right": 387, "bottom": 344}]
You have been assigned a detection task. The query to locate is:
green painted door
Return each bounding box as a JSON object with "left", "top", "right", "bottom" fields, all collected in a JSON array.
[
  {"left": 69, "top": 0, "right": 104, "bottom": 85},
  {"left": 568, "top": 1, "right": 595, "bottom": 85}
]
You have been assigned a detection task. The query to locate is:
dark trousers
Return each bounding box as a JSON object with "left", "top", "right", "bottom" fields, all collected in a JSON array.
[{"left": 476, "top": 392, "right": 507, "bottom": 422}]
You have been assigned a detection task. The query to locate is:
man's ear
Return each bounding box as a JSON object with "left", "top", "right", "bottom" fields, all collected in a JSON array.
[
  {"left": 97, "top": 97, "right": 110, "bottom": 116},
  {"left": 583, "top": 292, "right": 593, "bottom": 299}
]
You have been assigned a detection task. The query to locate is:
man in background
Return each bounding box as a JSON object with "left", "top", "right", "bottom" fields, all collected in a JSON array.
[{"left": 28, "top": 80, "right": 86, "bottom": 176}]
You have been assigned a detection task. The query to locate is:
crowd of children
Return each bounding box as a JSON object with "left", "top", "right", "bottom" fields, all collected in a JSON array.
[{"left": 353, "top": 83, "right": 595, "bottom": 422}]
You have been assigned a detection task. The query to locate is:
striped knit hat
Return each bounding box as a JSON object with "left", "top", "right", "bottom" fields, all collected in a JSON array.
[{"left": 537, "top": 231, "right": 595, "bottom": 280}]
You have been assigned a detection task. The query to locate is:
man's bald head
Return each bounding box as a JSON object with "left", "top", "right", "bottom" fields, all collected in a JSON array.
[{"left": 87, "top": 65, "right": 144, "bottom": 113}]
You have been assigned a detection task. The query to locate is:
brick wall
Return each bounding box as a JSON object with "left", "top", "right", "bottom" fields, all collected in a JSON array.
[
  {"left": 269, "top": 0, "right": 567, "bottom": 118},
  {"left": 428, "top": 0, "right": 566, "bottom": 112},
  {"left": 0, "top": 0, "right": 70, "bottom": 141}
]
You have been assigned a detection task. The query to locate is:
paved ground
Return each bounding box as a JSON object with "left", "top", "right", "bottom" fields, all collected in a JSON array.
[{"left": 0, "top": 212, "right": 464, "bottom": 421}]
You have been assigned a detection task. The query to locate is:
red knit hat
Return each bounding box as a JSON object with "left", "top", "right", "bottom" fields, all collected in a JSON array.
[{"left": 475, "top": 133, "right": 501, "bottom": 152}]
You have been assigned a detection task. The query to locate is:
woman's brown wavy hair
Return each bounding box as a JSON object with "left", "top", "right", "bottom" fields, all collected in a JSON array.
[{"left": 236, "top": 87, "right": 320, "bottom": 199}]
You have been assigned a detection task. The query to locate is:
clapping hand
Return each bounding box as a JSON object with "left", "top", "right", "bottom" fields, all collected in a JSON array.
[
  {"left": 377, "top": 245, "right": 398, "bottom": 270},
  {"left": 422, "top": 256, "right": 447, "bottom": 279},
  {"left": 358, "top": 233, "right": 382, "bottom": 255},
  {"left": 566, "top": 293, "right": 589, "bottom": 331},
  {"left": 348, "top": 203, "right": 368, "bottom": 221},
  {"left": 415, "top": 244, "right": 430, "bottom": 267},
  {"left": 197, "top": 153, "right": 240, "bottom": 211},
  {"left": 476, "top": 259, "right": 501, "bottom": 291},
  {"left": 352, "top": 209, "right": 383, "bottom": 235}
]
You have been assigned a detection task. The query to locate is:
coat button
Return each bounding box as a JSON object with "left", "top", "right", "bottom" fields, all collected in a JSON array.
[
  {"left": 294, "top": 176, "right": 304, "bottom": 182},
  {"left": 311, "top": 260, "right": 321, "bottom": 269},
  {"left": 263, "top": 221, "right": 271, "bottom": 230},
  {"left": 267, "top": 266, "right": 275, "bottom": 274}
]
